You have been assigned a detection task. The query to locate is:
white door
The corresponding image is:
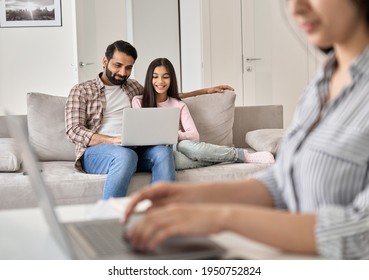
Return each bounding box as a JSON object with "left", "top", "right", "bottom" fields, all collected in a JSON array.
[
  {"left": 74, "top": 0, "right": 98, "bottom": 82},
  {"left": 74, "top": 0, "right": 127, "bottom": 83},
  {"left": 201, "top": 0, "right": 318, "bottom": 127},
  {"left": 242, "top": 0, "right": 317, "bottom": 127},
  {"left": 200, "top": 0, "right": 244, "bottom": 105}
]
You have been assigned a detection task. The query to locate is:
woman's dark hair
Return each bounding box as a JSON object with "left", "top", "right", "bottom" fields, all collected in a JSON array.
[
  {"left": 142, "top": 58, "right": 180, "bottom": 108},
  {"left": 320, "top": 0, "right": 369, "bottom": 54},
  {"left": 105, "top": 40, "right": 137, "bottom": 61},
  {"left": 356, "top": 0, "right": 369, "bottom": 26}
]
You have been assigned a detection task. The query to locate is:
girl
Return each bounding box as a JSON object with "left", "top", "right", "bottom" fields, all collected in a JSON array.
[{"left": 132, "top": 58, "right": 275, "bottom": 170}]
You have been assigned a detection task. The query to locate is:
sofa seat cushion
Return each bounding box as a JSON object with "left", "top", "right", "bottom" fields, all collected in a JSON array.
[
  {"left": 176, "top": 162, "right": 269, "bottom": 182},
  {"left": 0, "top": 162, "right": 106, "bottom": 209},
  {"left": 0, "top": 161, "right": 271, "bottom": 209}
]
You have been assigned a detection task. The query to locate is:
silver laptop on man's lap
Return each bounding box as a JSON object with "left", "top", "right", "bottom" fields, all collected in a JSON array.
[{"left": 121, "top": 107, "right": 180, "bottom": 146}]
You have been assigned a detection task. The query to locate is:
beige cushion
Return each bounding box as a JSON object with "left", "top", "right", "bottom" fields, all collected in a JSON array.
[
  {"left": 0, "top": 138, "right": 21, "bottom": 171},
  {"left": 245, "top": 129, "right": 285, "bottom": 155},
  {"left": 27, "top": 92, "right": 75, "bottom": 161},
  {"left": 183, "top": 91, "right": 236, "bottom": 146}
]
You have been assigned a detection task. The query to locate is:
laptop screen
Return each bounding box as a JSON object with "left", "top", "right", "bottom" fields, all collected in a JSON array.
[{"left": 121, "top": 107, "right": 180, "bottom": 146}]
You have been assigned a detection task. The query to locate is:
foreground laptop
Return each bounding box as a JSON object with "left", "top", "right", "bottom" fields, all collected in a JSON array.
[
  {"left": 121, "top": 107, "right": 180, "bottom": 146},
  {"left": 6, "top": 115, "right": 225, "bottom": 260}
]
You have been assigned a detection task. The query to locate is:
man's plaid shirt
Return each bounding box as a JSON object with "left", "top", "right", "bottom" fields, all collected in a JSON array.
[{"left": 65, "top": 74, "right": 143, "bottom": 171}]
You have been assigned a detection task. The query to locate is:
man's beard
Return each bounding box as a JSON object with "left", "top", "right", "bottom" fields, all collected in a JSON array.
[{"left": 105, "top": 67, "right": 128, "bottom": 86}]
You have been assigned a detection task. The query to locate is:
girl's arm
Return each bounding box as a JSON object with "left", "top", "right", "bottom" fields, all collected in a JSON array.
[{"left": 178, "top": 103, "right": 200, "bottom": 141}]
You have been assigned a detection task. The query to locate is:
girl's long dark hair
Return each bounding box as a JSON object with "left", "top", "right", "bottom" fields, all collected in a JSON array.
[{"left": 142, "top": 58, "right": 181, "bottom": 107}]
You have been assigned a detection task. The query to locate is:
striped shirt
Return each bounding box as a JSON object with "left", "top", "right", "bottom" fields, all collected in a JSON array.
[
  {"left": 65, "top": 74, "right": 143, "bottom": 171},
  {"left": 255, "top": 45, "right": 369, "bottom": 259}
]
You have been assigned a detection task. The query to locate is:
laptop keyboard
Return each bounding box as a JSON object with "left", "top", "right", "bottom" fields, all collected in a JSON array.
[
  {"left": 69, "top": 219, "right": 224, "bottom": 259},
  {"left": 73, "top": 220, "right": 130, "bottom": 256}
]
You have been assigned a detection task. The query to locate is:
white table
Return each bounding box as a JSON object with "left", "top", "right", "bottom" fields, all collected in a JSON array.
[
  {"left": 0, "top": 201, "right": 317, "bottom": 260},
  {"left": 0, "top": 204, "right": 96, "bottom": 259}
]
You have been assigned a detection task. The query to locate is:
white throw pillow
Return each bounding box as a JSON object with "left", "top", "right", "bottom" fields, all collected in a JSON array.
[
  {"left": 27, "top": 92, "right": 75, "bottom": 161},
  {"left": 0, "top": 138, "right": 21, "bottom": 171},
  {"left": 246, "top": 129, "right": 285, "bottom": 155},
  {"left": 182, "top": 91, "right": 236, "bottom": 146}
]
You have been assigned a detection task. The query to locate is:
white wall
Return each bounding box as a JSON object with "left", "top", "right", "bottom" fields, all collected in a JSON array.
[
  {"left": 0, "top": 0, "right": 322, "bottom": 126},
  {"left": 95, "top": 1, "right": 127, "bottom": 63},
  {"left": 180, "top": 0, "right": 203, "bottom": 92},
  {"left": 74, "top": 0, "right": 127, "bottom": 82},
  {"left": 270, "top": 0, "right": 310, "bottom": 128},
  {"left": 0, "top": 0, "right": 77, "bottom": 115},
  {"left": 129, "top": 0, "right": 181, "bottom": 87},
  {"left": 204, "top": 0, "right": 244, "bottom": 105}
]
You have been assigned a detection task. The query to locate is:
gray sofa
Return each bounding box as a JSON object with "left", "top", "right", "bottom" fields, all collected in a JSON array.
[{"left": 0, "top": 91, "right": 283, "bottom": 209}]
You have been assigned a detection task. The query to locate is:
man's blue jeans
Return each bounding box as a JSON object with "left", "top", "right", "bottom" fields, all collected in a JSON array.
[{"left": 81, "top": 144, "right": 175, "bottom": 199}]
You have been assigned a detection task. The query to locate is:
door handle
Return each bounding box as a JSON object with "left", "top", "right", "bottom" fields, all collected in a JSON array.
[
  {"left": 246, "top": 57, "right": 262, "bottom": 63},
  {"left": 79, "top": 62, "right": 94, "bottom": 68}
]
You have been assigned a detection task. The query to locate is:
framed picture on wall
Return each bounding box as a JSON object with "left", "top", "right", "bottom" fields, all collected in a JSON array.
[{"left": 0, "top": 0, "right": 62, "bottom": 28}]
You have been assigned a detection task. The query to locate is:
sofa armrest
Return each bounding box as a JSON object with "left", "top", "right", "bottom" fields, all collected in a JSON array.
[{"left": 232, "top": 105, "right": 283, "bottom": 148}]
